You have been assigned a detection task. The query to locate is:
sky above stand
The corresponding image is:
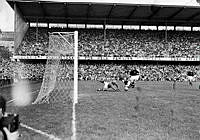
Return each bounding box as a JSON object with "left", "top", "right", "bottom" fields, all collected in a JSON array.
[{"left": 0, "top": 0, "right": 199, "bottom": 31}]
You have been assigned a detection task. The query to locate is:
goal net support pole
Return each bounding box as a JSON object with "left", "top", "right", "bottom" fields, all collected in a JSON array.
[
  {"left": 74, "top": 31, "right": 78, "bottom": 104},
  {"left": 72, "top": 31, "right": 78, "bottom": 140}
]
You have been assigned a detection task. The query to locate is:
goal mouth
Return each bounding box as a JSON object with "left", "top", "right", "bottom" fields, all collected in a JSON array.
[
  {"left": 32, "top": 31, "right": 78, "bottom": 140},
  {"left": 33, "top": 31, "right": 78, "bottom": 105}
]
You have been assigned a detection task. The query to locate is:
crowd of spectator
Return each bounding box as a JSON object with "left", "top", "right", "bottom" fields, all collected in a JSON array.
[
  {"left": 1, "top": 59, "right": 200, "bottom": 84},
  {"left": 2, "top": 27, "right": 200, "bottom": 85},
  {"left": 0, "top": 59, "right": 45, "bottom": 87},
  {"left": 79, "top": 29, "right": 200, "bottom": 57},
  {"left": 16, "top": 28, "right": 200, "bottom": 57},
  {"left": 17, "top": 28, "right": 49, "bottom": 56},
  {"left": 78, "top": 63, "right": 200, "bottom": 81}
]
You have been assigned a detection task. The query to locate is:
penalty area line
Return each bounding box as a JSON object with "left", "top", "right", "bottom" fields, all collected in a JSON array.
[
  {"left": 7, "top": 99, "right": 15, "bottom": 104},
  {"left": 6, "top": 90, "right": 40, "bottom": 105},
  {"left": 6, "top": 89, "right": 61, "bottom": 140},
  {"left": 20, "top": 123, "right": 61, "bottom": 140}
]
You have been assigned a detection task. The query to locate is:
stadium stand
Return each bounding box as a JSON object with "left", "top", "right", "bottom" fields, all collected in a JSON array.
[
  {"left": 0, "top": 59, "right": 199, "bottom": 85},
  {"left": 2, "top": 2, "right": 200, "bottom": 86},
  {"left": 16, "top": 28, "right": 200, "bottom": 57},
  {"left": 0, "top": 26, "right": 200, "bottom": 87}
]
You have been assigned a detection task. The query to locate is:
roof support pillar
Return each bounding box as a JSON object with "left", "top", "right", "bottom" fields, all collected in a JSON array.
[
  {"left": 103, "top": 20, "right": 106, "bottom": 51},
  {"left": 36, "top": 18, "right": 38, "bottom": 43},
  {"left": 66, "top": 22, "right": 68, "bottom": 29},
  {"left": 165, "top": 22, "right": 167, "bottom": 42}
]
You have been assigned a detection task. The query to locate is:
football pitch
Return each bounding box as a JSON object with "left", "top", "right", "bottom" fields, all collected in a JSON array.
[{"left": 1, "top": 80, "right": 200, "bottom": 140}]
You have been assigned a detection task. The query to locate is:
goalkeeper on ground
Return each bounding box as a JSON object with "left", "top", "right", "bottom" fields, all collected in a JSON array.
[{"left": 97, "top": 78, "right": 120, "bottom": 91}]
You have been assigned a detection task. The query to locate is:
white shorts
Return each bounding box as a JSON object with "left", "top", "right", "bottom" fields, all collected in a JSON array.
[
  {"left": 126, "top": 81, "right": 131, "bottom": 87},
  {"left": 188, "top": 76, "right": 195, "bottom": 81},
  {"left": 130, "top": 75, "right": 140, "bottom": 82},
  {"left": 103, "top": 82, "right": 109, "bottom": 89}
]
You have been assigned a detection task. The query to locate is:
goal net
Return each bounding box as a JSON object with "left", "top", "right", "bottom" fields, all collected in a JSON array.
[{"left": 33, "top": 31, "right": 78, "bottom": 104}]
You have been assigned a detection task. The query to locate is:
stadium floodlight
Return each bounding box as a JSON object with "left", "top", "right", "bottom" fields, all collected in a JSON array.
[{"left": 33, "top": 31, "right": 78, "bottom": 139}]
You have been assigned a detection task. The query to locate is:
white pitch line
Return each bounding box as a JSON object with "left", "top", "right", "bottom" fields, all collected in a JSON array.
[
  {"left": 7, "top": 90, "right": 39, "bottom": 105},
  {"left": 20, "top": 123, "right": 61, "bottom": 140},
  {"left": 7, "top": 99, "right": 15, "bottom": 104},
  {"left": 6, "top": 90, "right": 61, "bottom": 140}
]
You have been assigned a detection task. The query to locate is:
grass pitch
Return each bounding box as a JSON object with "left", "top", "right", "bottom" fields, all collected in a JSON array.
[{"left": 1, "top": 80, "right": 200, "bottom": 140}]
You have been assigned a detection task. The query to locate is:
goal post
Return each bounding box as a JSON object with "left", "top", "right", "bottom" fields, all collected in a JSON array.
[
  {"left": 33, "top": 31, "right": 78, "bottom": 104},
  {"left": 32, "top": 31, "right": 78, "bottom": 140},
  {"left": 74, "top": 31, "right": 78, "bottom": 104}
]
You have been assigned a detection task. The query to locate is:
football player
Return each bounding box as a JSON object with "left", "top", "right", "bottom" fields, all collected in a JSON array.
[
  {"left": 121, "top": 68, "right": 140, "bottom": 91},
  {"left": 97, "top": 78, "right": 120, "bottom": 91},
  {"left": 187, "top": 70, "right": 195, "bottom": 86},
  {"left": 129, "top": 68, "right": 140, "bottom": 87}
]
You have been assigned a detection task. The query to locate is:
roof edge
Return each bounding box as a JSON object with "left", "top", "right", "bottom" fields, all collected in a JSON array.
[{"left": 6, "top": 0, "right": 200, "bottom": 8}]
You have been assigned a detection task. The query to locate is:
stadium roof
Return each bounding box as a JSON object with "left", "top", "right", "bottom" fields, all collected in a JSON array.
[{"left": 7, "top": 0, "right": 200, "bottom": 26}]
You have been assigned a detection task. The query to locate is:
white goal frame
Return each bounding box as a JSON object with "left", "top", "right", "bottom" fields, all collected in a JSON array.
[
  {"left": 33, "top": 31, "right": 78, "bottom": 140},
  {"left": 50, "top": 31, "right": 79, "bottom": 140},
  {"left": 73, "top": 31, "right": 78, "bottom": 140}
]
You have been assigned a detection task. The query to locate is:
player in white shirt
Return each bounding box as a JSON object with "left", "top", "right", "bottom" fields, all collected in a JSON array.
[{"left": 97, "top": 78, "right": 120, "bottom": 91}]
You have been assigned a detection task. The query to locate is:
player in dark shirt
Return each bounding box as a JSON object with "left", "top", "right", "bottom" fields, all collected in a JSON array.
[
  {"left": 187, "top": 71, "right": 194, "bottom": 76},
  {"left": 121, "top": 68, "right": 140, "bottom": 91},
  {"left": 130, "top": 69, "right": 139, "bottom": 76},
  {"left": 187, "top": 71, "right": 195, "bottom": 86}
]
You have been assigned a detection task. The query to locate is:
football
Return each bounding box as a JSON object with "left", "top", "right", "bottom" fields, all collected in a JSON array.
[
  {"left": 97, "top": 88, "right": 101, "bottom": 91},
  {"left": 124, "top": 87, "right": 128, "bottom": 91}
]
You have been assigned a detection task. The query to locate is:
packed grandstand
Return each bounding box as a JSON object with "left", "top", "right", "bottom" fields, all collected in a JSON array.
[
  {"left": 16, "top": 28, "right": 200, "bottom": 57},
  {"left": 0, "top": 1, "right": 200, "bottom": 88},
  {"left": 0, "top": 27, "right": 200, "bottom": 87}
]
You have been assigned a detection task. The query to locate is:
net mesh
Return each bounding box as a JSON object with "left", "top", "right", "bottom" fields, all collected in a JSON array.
[{"left": 33, "top": 32, "right": 75, "bottom": 104}]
